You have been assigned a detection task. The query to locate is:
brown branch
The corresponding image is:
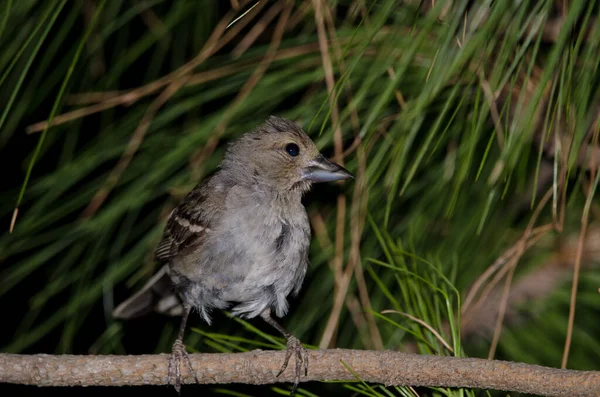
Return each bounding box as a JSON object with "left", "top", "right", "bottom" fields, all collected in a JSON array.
[{"left": 1, "top": 350, "right": 598, "bottom": 396}]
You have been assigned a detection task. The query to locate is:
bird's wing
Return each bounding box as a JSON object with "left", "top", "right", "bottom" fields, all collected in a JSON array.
[{"left": 155, "top": 178, "right": 216, "bottom": 262}]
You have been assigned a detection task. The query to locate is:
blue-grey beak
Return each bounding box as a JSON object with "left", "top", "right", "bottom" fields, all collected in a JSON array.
[{"left": 301, "top": 154, "right": 353, "bottom": 183}]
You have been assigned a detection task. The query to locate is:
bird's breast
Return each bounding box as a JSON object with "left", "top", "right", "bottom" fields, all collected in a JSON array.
[{"left": 215, "top": 196, "right": 310, "bottom": 289}]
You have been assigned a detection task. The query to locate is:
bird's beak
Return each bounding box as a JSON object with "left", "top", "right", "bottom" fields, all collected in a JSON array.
[{"left": 301, "top": 154, "right": 353, "bottom": 183}]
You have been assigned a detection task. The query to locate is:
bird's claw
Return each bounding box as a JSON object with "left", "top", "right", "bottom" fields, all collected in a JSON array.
[
  {"left": 167, "top": 339, "right": 198, "bottom": 393},
  {"left": 276, "top": 336, "right": 308, "bottom": 395}
]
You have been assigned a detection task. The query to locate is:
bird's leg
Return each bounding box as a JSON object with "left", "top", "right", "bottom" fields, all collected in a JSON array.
[
  {"left": 260, "top": 309, "right": 308, "bottom": 395},
  {"left": 167, "top": 304, "right": 199, "bottom": 393}
]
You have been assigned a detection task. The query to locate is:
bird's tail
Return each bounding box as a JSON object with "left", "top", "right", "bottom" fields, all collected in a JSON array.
[{"left": 112, "top": 264, "right": 184, "bottom": 319}]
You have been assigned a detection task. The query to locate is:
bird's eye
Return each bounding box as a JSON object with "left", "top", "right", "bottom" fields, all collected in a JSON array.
[{"left": 285, "top": 143, "right": 300, "bottom": 157}]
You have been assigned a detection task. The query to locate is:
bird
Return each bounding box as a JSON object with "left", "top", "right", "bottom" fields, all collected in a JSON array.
[{"left": 113, "top": 116, "right": 353, "bottom": 394}]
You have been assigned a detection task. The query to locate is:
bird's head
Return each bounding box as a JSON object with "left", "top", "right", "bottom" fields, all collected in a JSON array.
[{"left": 221, "top": 116, "right": 352, "bottom": 194}]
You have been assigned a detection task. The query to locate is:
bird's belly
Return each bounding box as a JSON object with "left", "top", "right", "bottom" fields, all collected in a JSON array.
[
  {"left": 220, "top": 233, "right": 308, "bottom": 318},
  {"left": 210, "top": 219, "right": 309, "bottom": 317},
  {"left": 174, "top": 210, "right": 310, "bottom": 321}
]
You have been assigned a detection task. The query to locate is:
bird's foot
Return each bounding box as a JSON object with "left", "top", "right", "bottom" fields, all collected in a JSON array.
[
  {"left": 276, "top": 336, "right": 308, "bottom": 396},
  {"left": 167, "top": 339, "right": 198, "bottom": 393}
]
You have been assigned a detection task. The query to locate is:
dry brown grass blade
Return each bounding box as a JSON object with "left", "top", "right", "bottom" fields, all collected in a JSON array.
[
  {"left": 345, "top": 294, "right": 368, "bottom": 344},
  {"left": 139, "top": 7, "right": 168, "bottom": 38},
  {"left": 322, "top": 3, "right": 362, "bottom": 135},
  {"left": 411, "top": 221, "right": 600, "bottom": 343},
  {"left": 320, "top": 3, "right": 372, "bottom": 346},
  {"left": 287, "top": 0, "right": 312, "bottom": 31},
  {"left": 462, "top": 224, "right": 553, "bottom": 315},
  {"left": 28, "top": 61, "right": 278, "bottom": 136},
  {"left": 381, "top": 310, "right": 454, "bottom": 353},
  {"left": 26, "top": 0, "right": 266, "bottom": 134},
  {"left": 319, "top": 206, "right": 353, "bottom": 348},
  {"left": 487, "top": 254, "right": 518, "bottom": 359},
  {"left": 561, "top": 117, "right": 600, "bottom": 368},
  {"left": 80, "top": 5, "right": 250, "bottom": 218},
  {"left": 462, "top": 186, "right": 556, "bottom": 346},
  {"left": 478, "top": 69, "right": 505, "bottom": 149},
  {"left": 561, "top": 201, "right": 587, "bottom": 368},
  {"left": 312, "top": 204, "right": 379, "bottom": 350},
  {"left": 312, "top": 0, "right": 342, "bottom": 162},
  {"left": 313, "top": 0, "right": 347, "bottom": 349},
  {"left": 83, "top": 0, "right": 106, "bottom": 79},
  {"left": 27, "top": 99, "right": 139, "bottom": 134},
  {"left": 217, "top": 0, "right": 291, "bottom": 129},
  {"left": 460, "top": 225, "right": 552, "bottom": 335},
  {"left": 80, "top": 76, "right": 190, "bottom": 218},
  {"left": 226, "top": 1, "right": 262, "bottom": 29},
  {"left": 350, "top": 144, "right": 383, "bottom": 350},
  {"left": 313, "top": 0, "right": 381, "bottom": 350},
  {"left": 310, "top": 210, "right": 333, "bottom": 253},
  {"left": 463, "top": 54, "right": 575, "bottom": 339},
  {"left": 486, "top": 184, "right": 562, "bottom": 358},
  {"left": 28, "top": 38, "right": 358, "bottom": 136},
  {"left": 187, "top": 1, "right": 292, "bottom": 181},
  {"left": 9, "top": 208, "right": 18, "bottom": 233},
  {"left": 460, "top": 260, "right": 565, "bottom": 341},
  {"left": 387, "top": 67, "right": 407, "bottom": 109},
  {"left": 231, "top": 1, "right": 284, "bottom": 58}
]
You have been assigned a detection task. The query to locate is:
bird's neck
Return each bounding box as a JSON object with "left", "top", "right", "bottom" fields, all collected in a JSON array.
[{"left": 253, "top": 179, "right": 305, "bottom": 203}]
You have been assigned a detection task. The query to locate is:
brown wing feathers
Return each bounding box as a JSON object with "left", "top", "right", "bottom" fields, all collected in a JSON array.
[{"left": 155, "top": 183, "right": 212, "bottom": 262}]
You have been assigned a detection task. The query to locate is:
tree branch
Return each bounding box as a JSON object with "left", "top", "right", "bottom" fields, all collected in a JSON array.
[{"left": 1, "top": 350, "right": 598, "bottom": 396}]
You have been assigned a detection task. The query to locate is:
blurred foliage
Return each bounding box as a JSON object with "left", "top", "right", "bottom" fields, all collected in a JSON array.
[{"left": 1, "top": 0, "right": 599, "bottom": 396}]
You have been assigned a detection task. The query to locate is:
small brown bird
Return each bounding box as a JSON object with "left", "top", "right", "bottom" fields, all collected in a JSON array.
[{"left": 114, "top": 116, "right": 352, "bottom": 394}]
